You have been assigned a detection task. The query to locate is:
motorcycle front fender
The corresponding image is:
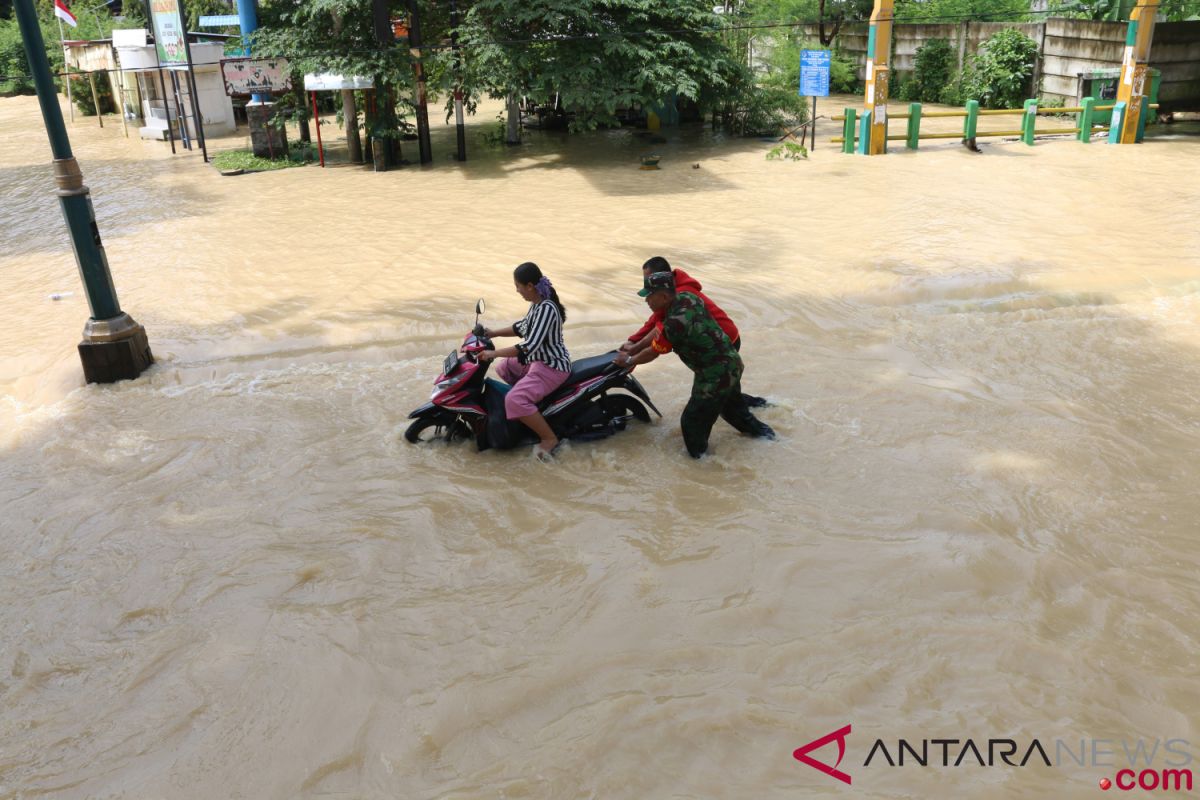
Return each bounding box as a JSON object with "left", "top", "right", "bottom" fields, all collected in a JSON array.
[{"left": 407, "top": 402, "right": 438, "bottom": 419}]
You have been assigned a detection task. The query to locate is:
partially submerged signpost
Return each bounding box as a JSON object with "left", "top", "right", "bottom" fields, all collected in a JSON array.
[
  {"left": 221, "top": 57, "right": 291, "bottom": 156},
  {"left": 799, "top": 49, "right": 831, "bottom": 152}
]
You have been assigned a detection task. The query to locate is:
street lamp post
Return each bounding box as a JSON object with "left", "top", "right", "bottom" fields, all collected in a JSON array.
[{"left": 14, "top": 0, "right": 153, "bottom": 384}]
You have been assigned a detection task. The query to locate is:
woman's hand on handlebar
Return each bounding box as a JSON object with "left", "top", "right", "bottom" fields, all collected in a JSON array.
[
  {"left": 485, "top": 324, "right": 516, "bottom": 339},
  {"left": 479, "top": 349, "right": 497, "bottom": 363}
]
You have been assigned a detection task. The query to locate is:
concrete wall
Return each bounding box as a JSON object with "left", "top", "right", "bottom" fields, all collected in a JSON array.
[
  {"left": 1040, "top": 19, "right": 1125, "bottom": 103},
  {"left": 1153, "top": 22, "right": 1200, "bottom": 109},
  {"left": 791, "top": 18, "right": 1200, "bottom": 110}
]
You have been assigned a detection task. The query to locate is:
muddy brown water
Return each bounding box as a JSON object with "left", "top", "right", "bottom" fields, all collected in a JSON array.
[{"left": 2, "top": 94, "right": 1199, "bottom": 799}]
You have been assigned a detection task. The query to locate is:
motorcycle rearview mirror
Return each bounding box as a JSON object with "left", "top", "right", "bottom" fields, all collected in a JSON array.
[{"left": 473, "top": 298, "right": 487, "bottom": 338}]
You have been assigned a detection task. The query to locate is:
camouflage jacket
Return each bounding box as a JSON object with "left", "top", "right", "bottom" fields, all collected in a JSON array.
[{"left": 657, "top": 292, "right": 744, "bottom": 396}]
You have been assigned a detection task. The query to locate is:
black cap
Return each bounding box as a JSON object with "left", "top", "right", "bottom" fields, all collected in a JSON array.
[{"left": 638, "top": 271, "right": 675, "bottom": 297}]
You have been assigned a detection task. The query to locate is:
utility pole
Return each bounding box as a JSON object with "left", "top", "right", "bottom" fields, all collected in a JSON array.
[
  {"left": 1114, "top": 0, "right": 1160, "bottom": 143},
  {"left": 407, "top": 0, "right": 432, "bottom": 164},
  {"left": 13, "top": 0, "right": 153, "bottom": 383},
  {"left": 450, "top": 0, "right": 466, "bottom": 161},
  {"left": 863, "top": 0, "right": 894, "bottom": 155}
]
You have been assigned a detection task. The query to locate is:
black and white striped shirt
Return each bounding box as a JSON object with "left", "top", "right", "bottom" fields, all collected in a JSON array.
[{"left": 513, "top": 300, "right": 571, "bottom": 373}]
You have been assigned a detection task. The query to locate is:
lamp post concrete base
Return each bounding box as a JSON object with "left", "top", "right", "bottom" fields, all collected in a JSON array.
[
  {"left": 247, "top": 102, "right": 287, "bottom": 159},
  {"left": 78, "top": 313, "right": 154, "bottom": 384}
]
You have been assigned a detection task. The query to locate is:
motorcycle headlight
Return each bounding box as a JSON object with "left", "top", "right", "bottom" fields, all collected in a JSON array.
[{"left": 434, "top": 373, "right": 467, "bottom": 393}]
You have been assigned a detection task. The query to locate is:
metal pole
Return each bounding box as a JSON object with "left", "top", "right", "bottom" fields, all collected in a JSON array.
[
  {"left": 451, "top": 0, "right": 466, "bottom": 162},
  {"left": 171, "top": 71, "right": 190, "bottom": 149},
  {"left": 144, "top": 0, "right": 177, "bottom": 152},
  {"left": 158, "top": 66, "right": 176, "bottom": 153},
  {"left": 12, "top": 0, "right": 152, "bottom": 383},
  {"left": 175, "top": 0, "right": 208, "bottom": 162},
  {"left": 58, "top": 17, "right": 74, "bottom": 122},
  {"left": 236, "top": 0, "right": 264, "bottom": 103},
  {"left": 811, "top": 96, "right": 817, "bottom": 151},
  {"left": 311, "top": 91, "right": 325, "bottom": 167}
]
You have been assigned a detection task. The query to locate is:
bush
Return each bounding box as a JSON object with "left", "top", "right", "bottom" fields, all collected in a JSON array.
[
  {"left": 68, "top": 73, "right": 118, "bottom": 116},
  {"left": 960, "top": 28, "right": 1039, "bottom": 109},
  {"left": 908, "top": 38, "right": 955, "bottom": 103},
  {"left": 829, "top": 49, "right": 860, "bottom": 93},
  {"left": 734, "top": 82, "right": 808, "bottom": 137}
]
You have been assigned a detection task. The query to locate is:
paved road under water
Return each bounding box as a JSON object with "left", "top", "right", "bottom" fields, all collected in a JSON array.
[{"left": 1, "top": 95, "right": 1199, "bottom": 799}]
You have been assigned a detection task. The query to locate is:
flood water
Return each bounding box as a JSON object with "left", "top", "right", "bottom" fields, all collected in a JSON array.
[{"left": 2, "top": 94, "right": 1200, "bottom": 799}]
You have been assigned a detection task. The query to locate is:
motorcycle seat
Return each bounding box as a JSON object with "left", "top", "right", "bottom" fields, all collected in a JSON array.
[{"left": 565, "top": 352, "right": 617, "bottom": 384}]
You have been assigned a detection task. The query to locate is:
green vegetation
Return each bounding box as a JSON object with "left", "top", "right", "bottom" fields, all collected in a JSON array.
[
  {"left": 960, "top": 28, "right": 1039, "bottom": 109},
  {"left": 1051, "top": 0, "right": 1200, "bottom": 21},
  {"left": 766, "top": 140, "right": 808, "bottom": 160},
  {"left": 900, "top": 38, "right": 955, "bottom": 104},
  {"left": 894, "top": 0, "right": 1030, "bottom": 21},
  {"left": 456, "top": 0, "right": 746, "bottom": 132},
  {"left": 212, "top": 149, "right": 306, "bottom": 172}
]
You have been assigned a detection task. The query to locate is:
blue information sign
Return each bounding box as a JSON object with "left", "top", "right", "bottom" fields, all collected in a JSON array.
[{"left": 800, "top": 49, "right": 831, "bottom": 97}]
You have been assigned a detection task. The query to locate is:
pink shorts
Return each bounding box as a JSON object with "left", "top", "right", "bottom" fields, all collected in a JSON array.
[{"left": 496, "top": 358, "right": 570, "bottom": 419}]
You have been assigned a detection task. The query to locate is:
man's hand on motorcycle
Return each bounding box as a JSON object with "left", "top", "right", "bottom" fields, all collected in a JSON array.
[
  {"left": 618, "top": 341, "right": 635, "bottom": 354},
  {"left": 612, "top": 351, "right": 636, "bottom": 370}
]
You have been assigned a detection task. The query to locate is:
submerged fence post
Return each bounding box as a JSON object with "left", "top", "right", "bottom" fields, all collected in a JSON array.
[
  {"left": 1078, "top": 96, "right": 1095, "bottom": 142},
  {"left": 857, "top": 110, "right": 872, "bottom": 155},
  {"left": 906, "top": 102, "right": 921, "bottom": 149},
  {"left": 963, "top": 99, "right": 979, "bottom": 148},
  {"left": 842, "top": 108, "right": 857, "bottom": 154},
  {"left": 1108, "top": 101, "right": 1126, "bottom": 143},
  {"left": 1021, "top": 99, "right": 1037, "bottom": 145}
]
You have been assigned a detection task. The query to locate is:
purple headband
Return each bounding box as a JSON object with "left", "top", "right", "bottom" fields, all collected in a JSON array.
[{"left": 536, "top": 276, "right": 553, "bottom": 300}]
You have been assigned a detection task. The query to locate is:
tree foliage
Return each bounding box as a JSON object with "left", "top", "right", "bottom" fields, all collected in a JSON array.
[
  {"left": 1051, "top": 0, "right": 1200, "bottom": 21},
  {"left": 894, "top": 0, "right": 1029, "bottom": 22},
  {"left": 458, "top": 0, "right": 747, "bottom": 131}
]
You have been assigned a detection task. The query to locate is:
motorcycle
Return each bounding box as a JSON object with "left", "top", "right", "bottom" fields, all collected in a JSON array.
[{"left": 405, "top": 299, "right": 661, "bottom": 450}]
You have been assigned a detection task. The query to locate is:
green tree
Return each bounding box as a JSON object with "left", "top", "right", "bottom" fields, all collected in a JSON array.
[
  {"left": 460, "top": 0, "right": 747, "bottom": 134},
  {"left": 253, "top": 0, "right": 414, "bottom": 143},
  {"left": 1051, "top": 0, "right": 1200, "bottom": 20},
  {"left": 747, "top": 0, "right": 872, "bottom": 47}
]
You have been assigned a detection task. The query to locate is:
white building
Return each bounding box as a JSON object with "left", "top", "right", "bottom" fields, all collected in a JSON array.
[{"left": 113, "top": 29, "right": 236, "bottom": 141}]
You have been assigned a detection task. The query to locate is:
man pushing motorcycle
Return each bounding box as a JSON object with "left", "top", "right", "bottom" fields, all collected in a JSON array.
[{"left": 615, "top": 271, "right": 776, "bottom": 458}]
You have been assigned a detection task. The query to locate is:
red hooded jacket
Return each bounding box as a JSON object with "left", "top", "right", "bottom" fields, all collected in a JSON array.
[{"left": 628, "top": 269, "right": 739, "bottom": 353}]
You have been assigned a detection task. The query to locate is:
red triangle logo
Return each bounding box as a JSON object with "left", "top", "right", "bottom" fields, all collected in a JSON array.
[{"left": 793, "top": 724, "right": 852, "bottom": 785}]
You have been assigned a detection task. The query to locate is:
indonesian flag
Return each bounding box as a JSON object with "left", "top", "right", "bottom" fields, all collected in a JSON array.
[{"left": 54, "top": 0, "right": 78, "bottom": 27}]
